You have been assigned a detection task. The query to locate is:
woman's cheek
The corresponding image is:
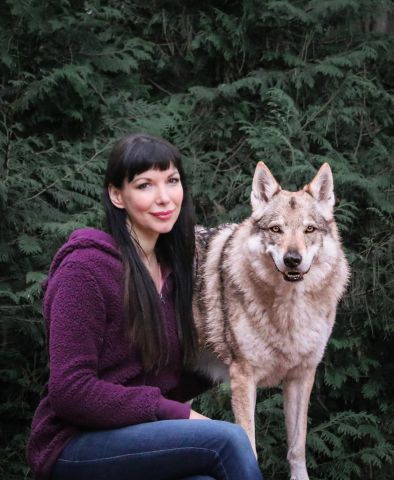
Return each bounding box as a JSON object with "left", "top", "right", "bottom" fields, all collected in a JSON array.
[
  {"left": 176, "top": 185, "right": 184, "bottom": 205},
  {"left": 135, "top": 191, "right": 155, "bottom": 211}
]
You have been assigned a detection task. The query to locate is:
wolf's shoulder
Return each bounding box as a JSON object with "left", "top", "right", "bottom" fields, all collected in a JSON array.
[{"left": 195, "top": 224, "right": 237, "bottom": 250}]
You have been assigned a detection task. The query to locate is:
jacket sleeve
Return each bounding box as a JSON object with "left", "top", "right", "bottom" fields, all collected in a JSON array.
[{"left": 47, "top": 262, "right": 190, "bottom": 428}]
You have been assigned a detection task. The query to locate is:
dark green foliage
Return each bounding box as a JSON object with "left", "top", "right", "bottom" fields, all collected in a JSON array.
[{"left": 1, "top": 0, "right": 393, "bottom": 478}]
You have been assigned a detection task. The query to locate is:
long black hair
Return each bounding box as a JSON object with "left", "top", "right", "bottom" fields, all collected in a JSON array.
[{"left": 103, "top": 133, "right": 198, "bottom": 371}]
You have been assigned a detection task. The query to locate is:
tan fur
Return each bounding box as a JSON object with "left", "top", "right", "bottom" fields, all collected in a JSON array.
[{"left": 193, "top": 163, "right": 350, "bottom": 480}]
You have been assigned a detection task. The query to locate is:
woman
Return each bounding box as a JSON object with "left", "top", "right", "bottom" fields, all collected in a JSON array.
[{"left": 26, "top": 133, "right": 263, "bottom": 480}]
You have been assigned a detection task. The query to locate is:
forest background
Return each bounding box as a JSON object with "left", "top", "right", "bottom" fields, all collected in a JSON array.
[{"left": 1, "top": 0, "right": 393, "bottom": 479}]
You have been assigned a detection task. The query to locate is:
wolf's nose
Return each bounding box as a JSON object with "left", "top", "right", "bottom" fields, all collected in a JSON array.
[{"left": 284, "top": 251, "right": 302, "bottom": 268}]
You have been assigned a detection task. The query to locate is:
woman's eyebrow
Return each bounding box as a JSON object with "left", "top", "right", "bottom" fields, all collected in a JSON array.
[
  {"left": 132, "top": 176, "right": 153, "bottom": 182},
  {"left": 132, "top": 169, "right": 179, "bottom": 183}
]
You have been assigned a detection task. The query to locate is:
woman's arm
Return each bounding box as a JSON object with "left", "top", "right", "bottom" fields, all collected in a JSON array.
[{"left": 47, "top": 262, "right": 190, "bottom": 428}]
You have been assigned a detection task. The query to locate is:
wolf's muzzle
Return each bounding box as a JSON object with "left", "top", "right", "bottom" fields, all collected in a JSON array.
[{"left": 283, "top": 251, "right": 304, "bottom": 281}]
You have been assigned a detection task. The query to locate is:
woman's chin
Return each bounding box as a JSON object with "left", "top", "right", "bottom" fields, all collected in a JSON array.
[{"left": 158, "top": 223, "right": 176, "bottom": 234}]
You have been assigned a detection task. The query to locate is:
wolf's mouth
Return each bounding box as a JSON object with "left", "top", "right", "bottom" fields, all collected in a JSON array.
[{"left": 283, "top": 271, "right": 304, "bottom": 282}]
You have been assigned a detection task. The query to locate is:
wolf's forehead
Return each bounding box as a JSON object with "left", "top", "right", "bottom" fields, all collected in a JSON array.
[
  {"left": 273, "top": 190, "right": 314, "bottom": 212},
  {"left": 279, "top": 190, "right": 310, "bottom": 207},
  {"left": 252, "top": 192, "right": 318, "bottom": 224}
]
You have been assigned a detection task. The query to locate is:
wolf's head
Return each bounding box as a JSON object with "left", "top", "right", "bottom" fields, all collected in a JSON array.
[{"left": 249, "top": 162, "right": 337, "bottom": 282}]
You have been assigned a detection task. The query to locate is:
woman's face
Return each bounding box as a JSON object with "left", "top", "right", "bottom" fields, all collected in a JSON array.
[{"left": 109, "top": 164, "right": 184, "bottom": 244}]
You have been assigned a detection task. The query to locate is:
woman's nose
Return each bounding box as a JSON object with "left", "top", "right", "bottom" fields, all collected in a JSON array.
[{"left": 156, "top": 184, "right": 170, "bottom": 203}]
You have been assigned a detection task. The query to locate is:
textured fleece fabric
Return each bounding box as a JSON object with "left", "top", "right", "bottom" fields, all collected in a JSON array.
[{"left": 26, "top": 228, "right": 208, "bottom": 480}]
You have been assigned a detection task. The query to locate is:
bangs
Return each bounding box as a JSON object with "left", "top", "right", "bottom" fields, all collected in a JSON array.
[
  {"left": 105, "top": 133, "right": 183, "bottom": 188},
  {"left": 123, "top": 137, "right": 180, "bottom": 182}
]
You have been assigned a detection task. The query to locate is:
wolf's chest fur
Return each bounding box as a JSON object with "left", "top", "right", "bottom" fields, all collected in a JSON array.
[{"left": 232, "top": 297, "right": 332, "bottom": 386}]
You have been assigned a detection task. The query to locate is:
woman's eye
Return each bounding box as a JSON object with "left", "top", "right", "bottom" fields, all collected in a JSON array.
[
  {"left": 270, "top": 225, "right": 282, "bottom": 233},
  {"left": 168, "top": 177, "right": 180, "bottom": 184},
  {"left": 137, "top": 183, "right": 150, "bottom": 190},
  {"left": 305, "top": 225, "right": 316, "bottom": 233}
]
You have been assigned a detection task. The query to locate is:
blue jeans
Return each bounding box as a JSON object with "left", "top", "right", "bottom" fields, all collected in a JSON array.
[{"left": 51, "top": 419, "right": 263, "bottom": 480}]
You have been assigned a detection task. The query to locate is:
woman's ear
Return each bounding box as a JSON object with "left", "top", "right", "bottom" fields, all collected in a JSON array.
[{"left": 108, "top": 184, "right": 125, "bottom": 209}]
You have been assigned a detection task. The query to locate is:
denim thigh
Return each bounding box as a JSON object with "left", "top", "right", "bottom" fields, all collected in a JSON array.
[{"left": 51, "top": 419, "right": 263, "bottom": 480}]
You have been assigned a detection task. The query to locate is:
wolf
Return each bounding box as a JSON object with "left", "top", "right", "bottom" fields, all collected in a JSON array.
[{"left": 193, "top": 162, "right": 350, "bottom": 480}]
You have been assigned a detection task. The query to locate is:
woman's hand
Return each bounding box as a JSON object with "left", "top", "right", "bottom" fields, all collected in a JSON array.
[{"left": 189, "top": 409, "right": 210, "bottom": 420}]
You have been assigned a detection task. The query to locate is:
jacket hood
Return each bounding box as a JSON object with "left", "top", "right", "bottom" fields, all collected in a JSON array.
[{"left": 45, "top": 228, "right": 121, "bottom": 287}]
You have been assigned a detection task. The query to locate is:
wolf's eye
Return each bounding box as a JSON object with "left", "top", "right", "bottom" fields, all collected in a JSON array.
[
  {"left": 270, "top": 225, "right": 282, "bottom": 233},
  {"left": 305, "top": 225, "right": 316, "bottom": 233}
]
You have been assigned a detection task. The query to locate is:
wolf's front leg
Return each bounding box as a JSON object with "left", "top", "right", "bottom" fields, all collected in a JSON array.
[
  {"left": 283, "top": 368, "right": 315, "bottom": 480},
  {"left": 229, "top": 361, "right": 257, "bottom": 456}
]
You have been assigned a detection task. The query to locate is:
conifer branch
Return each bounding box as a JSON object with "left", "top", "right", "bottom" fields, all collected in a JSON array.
[
  {"left": 18, "top": 145, "right": 111, "bottom": 204},
  {"left": 146, "top": 77, "right": 173, "bottom": 96},
  {"left": 301, "top": 87, "right": 343, "bottom": 130},
  {"left": 88, "top": 81, "right": 108, "bottom": 106}
]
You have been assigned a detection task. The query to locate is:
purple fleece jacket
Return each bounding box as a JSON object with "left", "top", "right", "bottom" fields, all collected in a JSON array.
[{"left": 26, "top": 228, "right": 210, "bottom": 480}]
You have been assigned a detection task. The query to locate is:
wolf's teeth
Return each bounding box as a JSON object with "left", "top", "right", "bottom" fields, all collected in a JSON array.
[{"left": 283, "top": 271, "right": 303, "bottom": 282}]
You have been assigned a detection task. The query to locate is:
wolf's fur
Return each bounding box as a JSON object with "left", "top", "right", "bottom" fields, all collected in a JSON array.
[{"left": 193, "top": 162, "right": 349, "bottom": 480}]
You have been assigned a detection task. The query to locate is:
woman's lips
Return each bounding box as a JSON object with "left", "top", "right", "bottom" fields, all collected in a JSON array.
[{"left": 151, "top": 210, "right": 175, "bottom": 219}]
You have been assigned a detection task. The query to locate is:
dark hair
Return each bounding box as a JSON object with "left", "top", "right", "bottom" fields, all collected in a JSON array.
[{"left": 103, "top": 133, "right": 198, "bottom": 371}]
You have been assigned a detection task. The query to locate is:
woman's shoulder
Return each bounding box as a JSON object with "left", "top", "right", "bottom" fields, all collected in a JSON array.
[
  {"left": 48, "top": 228, "right": 122, "bottom": 282},
  {"left": 67, "top": 227, "right": 119, "bottom": 252}
]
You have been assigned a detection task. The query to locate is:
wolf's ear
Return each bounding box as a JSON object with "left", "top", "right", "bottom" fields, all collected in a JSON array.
[
  {"left": 304, "top": 163, "right": 335, "bottom": 209},
  {"left": 251, "top": 162, "right": 281, "bottom": 210}
]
